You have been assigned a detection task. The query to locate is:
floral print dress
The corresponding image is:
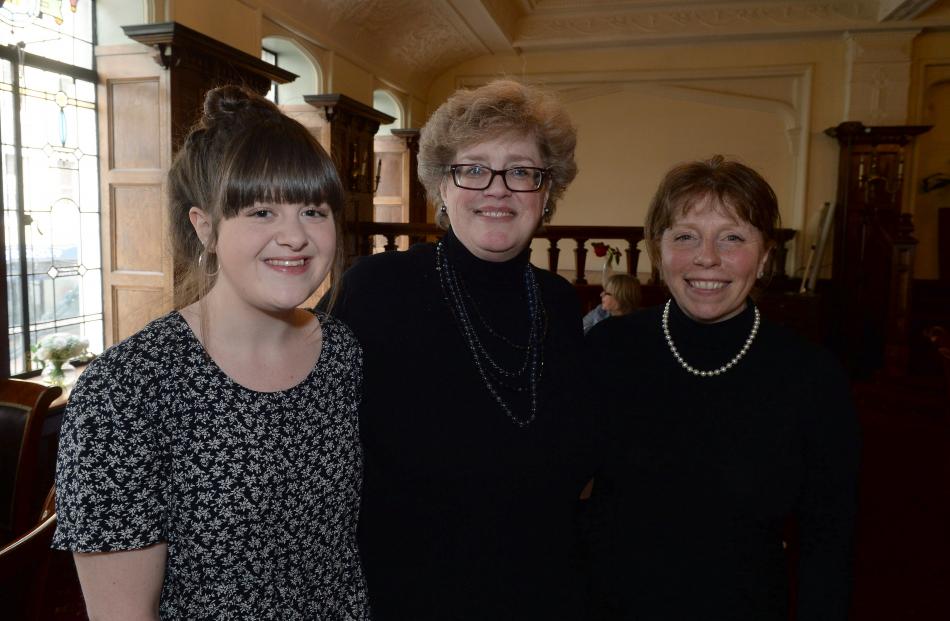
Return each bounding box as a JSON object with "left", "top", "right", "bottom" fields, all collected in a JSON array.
[{"left": 53, "top": 311, "right": 371, "bottom": 620}]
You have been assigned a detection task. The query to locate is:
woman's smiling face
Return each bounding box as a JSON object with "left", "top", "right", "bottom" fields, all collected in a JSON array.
[
  {"left": 440, "top": 133, "right": 548, "bottom": 263},
  {"left": 659, "top": 194, "right": 770, "bottom": 324}
]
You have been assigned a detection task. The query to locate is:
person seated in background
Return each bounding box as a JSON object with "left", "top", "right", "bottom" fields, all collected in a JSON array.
[{"left": 583, "top": 273, "right": 642, "bottom": 334}]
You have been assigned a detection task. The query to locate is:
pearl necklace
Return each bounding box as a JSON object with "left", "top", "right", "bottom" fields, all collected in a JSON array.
[{"left": 661, "top": 299, "right": 760, "bottom": 377}]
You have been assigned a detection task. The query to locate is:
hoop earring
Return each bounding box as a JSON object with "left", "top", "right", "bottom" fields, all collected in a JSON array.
[{"left": 197, "top": 249, "right": 220, "bottom": 278}]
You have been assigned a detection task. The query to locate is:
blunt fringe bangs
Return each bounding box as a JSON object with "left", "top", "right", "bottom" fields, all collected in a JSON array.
[
  {"left": 168, "top": 85, "right": 346, "bottom": 311},
  {"left": 218, "top": 121, "right": 344, "bottom": 217}
]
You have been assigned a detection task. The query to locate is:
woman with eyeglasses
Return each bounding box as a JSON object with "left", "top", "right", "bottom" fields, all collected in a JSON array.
[{"left": 330, "top": 80, "right": 596, "bottom": 619}]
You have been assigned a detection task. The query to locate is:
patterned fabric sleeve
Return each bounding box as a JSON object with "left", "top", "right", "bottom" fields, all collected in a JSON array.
[
  {"left": 328, "top": 318, "right": 372, "bottom": 619},
  {"left": 52, "top": 337, "right": 168, "bottom": 553}
]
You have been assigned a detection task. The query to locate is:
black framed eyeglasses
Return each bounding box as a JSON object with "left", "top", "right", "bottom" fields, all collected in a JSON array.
[{"left": 449, "top": 164, "right": 549, "bottom": 192}]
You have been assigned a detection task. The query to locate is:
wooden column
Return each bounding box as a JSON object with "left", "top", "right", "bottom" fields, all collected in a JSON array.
[
  {"left": 96, "top": 22, "right": 295, "bottom": 346},
  {"left": 304, "top": 94, "right": 394, "bottom": 264},
  {"left": 390, "top": 129, "right": 430, "bottom": 246},
  {"left": 824, "top": 121, "right": 931, "bottom": 377}
]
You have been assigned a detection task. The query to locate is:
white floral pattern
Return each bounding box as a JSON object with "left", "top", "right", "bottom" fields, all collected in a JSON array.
[{"left": 52, "top": 311, "right": 370, "bottom": 620}]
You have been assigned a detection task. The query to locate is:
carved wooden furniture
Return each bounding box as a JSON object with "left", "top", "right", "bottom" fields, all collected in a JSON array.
[
  {"left": 391, "top": 129, "right": 428, "bottom": 229},
  {"left": 0, "top": 487, "right": 57, "bottom": 621},
  {"left": 372, "top": 129, "right": 428, "bottom": 251},
  {"left": 940, "top": 207, "right": 950, "bottom": 282},
  {"left": 825, "top": 122, "right": 932, "bottom": 376},
  {"left": 305, "top": 94, "right": 394, "bottom": 264},
  {"left": 95, "top": 22, "right": 295, "bottom": 346},
  {"left": 0, "top": 379, "right": 61, "bottom": 545},
  {"left": 923, "top": 326, "right": 950, "bottom": 402}
]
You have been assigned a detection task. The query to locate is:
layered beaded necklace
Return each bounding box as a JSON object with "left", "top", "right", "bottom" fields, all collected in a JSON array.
[
  {"left": 436, "top": 240, "right": 546, "bottom": 428},
  {"left": 661, "top": 299, "right": 760, "bottom": 377}
]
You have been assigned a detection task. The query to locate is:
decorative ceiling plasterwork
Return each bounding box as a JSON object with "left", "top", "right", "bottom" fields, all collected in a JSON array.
[
  {"left": 261, "top": 0, "right": 487, "bottom": 93},
  {"left": 259, "top": 0, "right": 950, "bottom": 94},
  {"left": 517, "top": 2, "right": 906, "bottom": 48}
]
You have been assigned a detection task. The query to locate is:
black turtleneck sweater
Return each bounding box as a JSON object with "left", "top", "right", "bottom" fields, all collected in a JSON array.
[
  {"left": 584, "top": 301, "right": 860, "bottom": 621},
  {"left": 330, "top": 230, "right": 597, "bottom": 620}
]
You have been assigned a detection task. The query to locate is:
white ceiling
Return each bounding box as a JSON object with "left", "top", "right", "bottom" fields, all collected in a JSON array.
[{"left": 263, "top": 0, "right": 950, "bottom": 93}]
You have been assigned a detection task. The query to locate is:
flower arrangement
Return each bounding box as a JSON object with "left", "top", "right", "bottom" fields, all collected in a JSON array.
[
  {"left": 32, "top": 333, "right": 89, "bottom": 386},
  {"left": 591, "top": 242, "right": 622, "bottom": 268}
]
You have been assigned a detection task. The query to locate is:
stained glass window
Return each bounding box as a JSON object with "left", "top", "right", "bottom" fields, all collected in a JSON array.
[
  {"left": 0, "top": 0, "right": 98, "bottom": 375},
  {"left": 0, "top": 0, "right": 93, "bottom": 69}
]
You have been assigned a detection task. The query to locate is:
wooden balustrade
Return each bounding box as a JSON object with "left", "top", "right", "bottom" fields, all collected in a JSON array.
[
  {"left": 535, "top": 225, "right": 644, "bottom": 284},
  {"left": 353, "top": 221, "right": 798, "bottom": 285},
  {"left": 352, "top": 222, "right": 644, "bottom": 283}
]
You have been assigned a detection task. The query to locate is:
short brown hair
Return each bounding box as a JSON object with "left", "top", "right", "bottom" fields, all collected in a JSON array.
[
  {"left": 168, "top": 85, "right": 345, "bottom": 310},
  {"left": 418, "top": 79, "right": 578, "bottom": 228},
  {"left": 604, "top": 273, "right": 642, "bottom": 315},
  {"left": 644, "top": 155, "right": 781, "bottom": 278}
]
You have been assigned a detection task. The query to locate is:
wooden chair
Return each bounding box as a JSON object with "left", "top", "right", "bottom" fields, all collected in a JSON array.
[
  {"left": 924, "top": 326, "right": 950, "bottom": 402},
  {"left": 0, "top": 379, "right": 62, "bottom": 544},
  {"left": 0, "top": 486, "right": 57, "bottom": 621}
]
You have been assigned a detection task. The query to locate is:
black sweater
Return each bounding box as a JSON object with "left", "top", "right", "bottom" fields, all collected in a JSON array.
[
  {"left": 331, "top": 230, "right": 598, "bottom": 620},
  {"left": 585, "top": 301, "right": 860, "bottom": 621}
]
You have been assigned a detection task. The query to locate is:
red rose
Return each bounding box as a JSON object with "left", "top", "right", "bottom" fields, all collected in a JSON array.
[{"left": 592, "top": 242, "right": 607, "bottom": 257}]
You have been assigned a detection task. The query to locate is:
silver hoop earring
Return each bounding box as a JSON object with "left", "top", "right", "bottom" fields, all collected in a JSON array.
[{"left": 198, "top": 249, "right": 220, "bottom": 278}]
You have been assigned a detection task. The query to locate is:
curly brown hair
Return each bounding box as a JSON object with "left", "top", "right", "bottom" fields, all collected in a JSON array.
[{"left": 418, "top": 80, "right": 578, "bottom": 228}]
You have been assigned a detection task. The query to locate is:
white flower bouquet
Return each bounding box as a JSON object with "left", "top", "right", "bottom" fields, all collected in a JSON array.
[
  {"left": 33, "top": 333, "right": 89, "bottom": 364},
  {"left": 32, "top": 333, "right": 89, "bottom": 386}
]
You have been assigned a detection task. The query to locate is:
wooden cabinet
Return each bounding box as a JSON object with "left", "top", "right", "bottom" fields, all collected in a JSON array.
[
  {"left": 304, "top": 95, "right": 394, "bottom": 263},
  {"left": 825, "top": 121, "right": 931, "bottom": 376}
]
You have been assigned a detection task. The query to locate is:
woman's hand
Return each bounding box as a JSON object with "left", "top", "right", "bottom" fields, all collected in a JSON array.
[{"left": 73, "top": 542, "right": 167, "bottom": 621}]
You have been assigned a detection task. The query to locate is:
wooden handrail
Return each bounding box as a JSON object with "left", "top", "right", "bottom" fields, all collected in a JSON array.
[
  {"left": 353, "top": 221, "right": 796, "bottom": 285},
  {"left": 353, "top": 221, "right": 643, "bottom": 284}
]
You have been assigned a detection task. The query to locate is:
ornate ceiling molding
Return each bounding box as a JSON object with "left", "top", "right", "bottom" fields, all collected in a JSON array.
[
  {"left": 515, "top": 1, "right": 946, "bottom": 49},
  {"left": 252, "top": 0, "right": 950, "bottom": 96},
  {"left": 259, "top": 0, "right": 491, "bottom": 94}
]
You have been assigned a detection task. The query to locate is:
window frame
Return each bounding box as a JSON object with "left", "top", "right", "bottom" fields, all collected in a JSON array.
[{"left": 0, "top": 44, "right": 99, "bottom": 379}]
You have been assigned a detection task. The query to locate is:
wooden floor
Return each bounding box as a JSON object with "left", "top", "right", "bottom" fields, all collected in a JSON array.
[{"left": 850, "top": 374, "right": 950, "bottom": 621}]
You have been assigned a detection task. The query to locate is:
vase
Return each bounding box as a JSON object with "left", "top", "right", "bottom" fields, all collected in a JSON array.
[
  {"left": 42, "top": 359, "right": 72, "bottom": 387},
  {"left": 602, "top": 261, "right": 613, "bottom": 286}
]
